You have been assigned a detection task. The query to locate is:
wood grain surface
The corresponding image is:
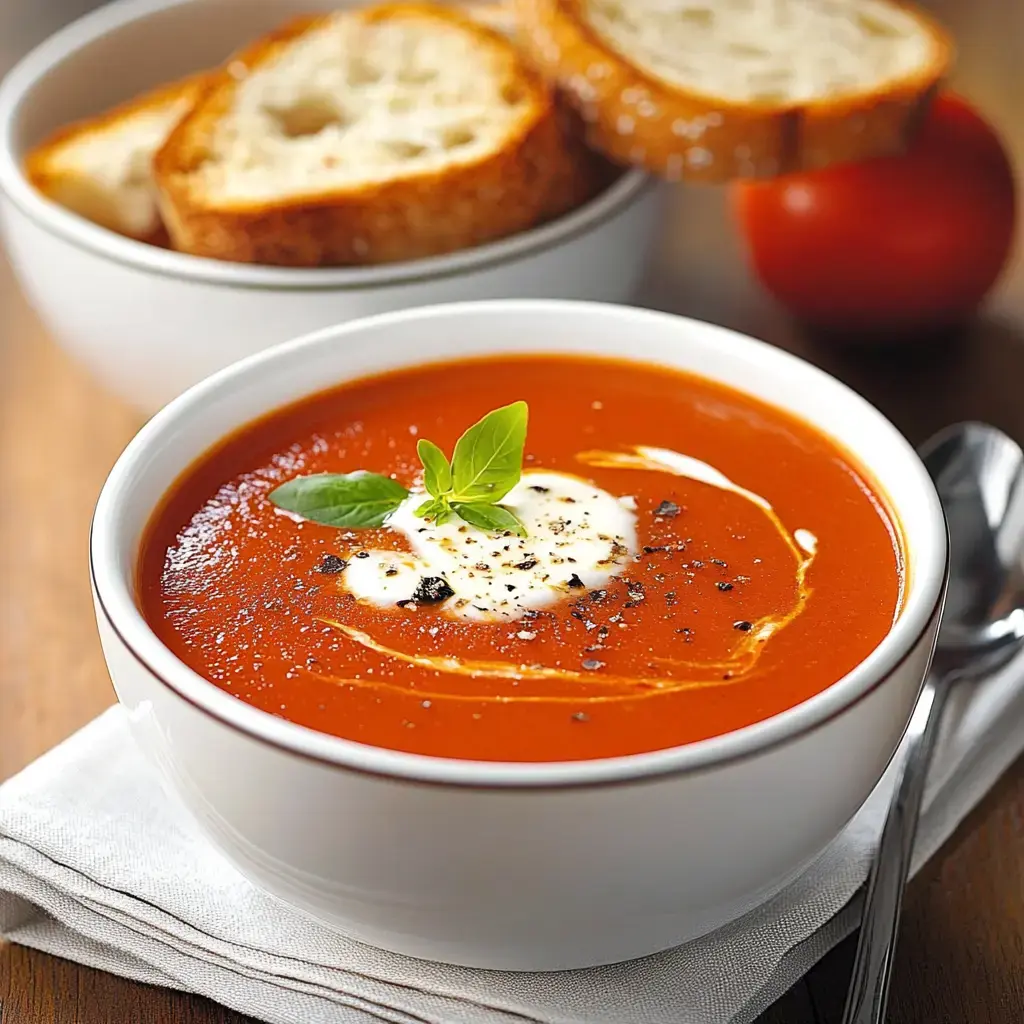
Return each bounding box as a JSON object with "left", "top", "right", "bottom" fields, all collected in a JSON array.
[{"left": 1, "top": 1, "right": 1024, "bottom": 1022}]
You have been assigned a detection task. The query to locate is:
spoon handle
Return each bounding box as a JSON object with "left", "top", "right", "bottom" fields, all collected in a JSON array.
[{"left": 841, "top": 671, "right": 954, "bottom": 1024}]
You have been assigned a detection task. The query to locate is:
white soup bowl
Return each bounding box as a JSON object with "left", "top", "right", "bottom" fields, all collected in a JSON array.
[{"left": 90, "top": 300, "right": 947, "bottom": 971}]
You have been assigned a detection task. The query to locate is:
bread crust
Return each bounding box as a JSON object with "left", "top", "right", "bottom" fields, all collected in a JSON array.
[
  {"left": 512, "top": 0, "right": 955, "bottom": 182},
  {"left": 154, "top": 4, "right": 609, "bottom": 267},
  {"left": 453, "top": 0, "right": 518, "bottom": 35},
  {"left": 25, "top": 75, "right": 206, "bottom": 241}
]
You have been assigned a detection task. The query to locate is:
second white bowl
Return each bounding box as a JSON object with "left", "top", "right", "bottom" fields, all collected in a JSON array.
[{"left": 0, "top": 0, "right": 660, "bottom": 414}]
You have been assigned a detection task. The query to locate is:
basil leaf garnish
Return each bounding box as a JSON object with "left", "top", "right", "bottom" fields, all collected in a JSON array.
[
  {"left": 449, "top": 401, "right": 527, "bottom": 504},
  {"left": 417, "top": 438, "right": 452, "bottom": 498},
  {"left": 268, "top": 402, "right": 531, "bottom": 537},
  {"left": 414, "top": 497, "right": 438, "bottom": 518},
  {"left": 269, "top": 472, "right": 408, "bottom": 529},
  {"left": 414, "top": 495, "right": 455, "bottom": 524},
  {"left": 452, "top": 501, "right": 527, "bottom": 538}
]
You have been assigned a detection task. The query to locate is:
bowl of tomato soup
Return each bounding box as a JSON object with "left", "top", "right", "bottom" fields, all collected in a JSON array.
[{"left": 91, "top": 300, "right": 946, "bottom": 970}]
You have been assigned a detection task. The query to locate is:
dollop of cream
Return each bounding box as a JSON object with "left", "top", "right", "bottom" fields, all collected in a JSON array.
[{"left": 341, "top": 471, "right": 637, "bottom": 621}]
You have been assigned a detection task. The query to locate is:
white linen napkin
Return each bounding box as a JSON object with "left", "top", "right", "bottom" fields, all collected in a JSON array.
[{"left": 1, "top": 660, "right": 1023, "bottom": 1024}]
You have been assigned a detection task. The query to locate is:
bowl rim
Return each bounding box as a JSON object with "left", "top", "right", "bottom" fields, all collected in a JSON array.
[
  {"left": 0, "top": 0, "right": 653, "bottom": 292},
  {"left": 90, "top": 299, "right": 949, "bottom": 789}
]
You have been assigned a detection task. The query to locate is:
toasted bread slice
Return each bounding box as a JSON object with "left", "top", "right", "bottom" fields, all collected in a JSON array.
[
  {"left": 513, "top": 0, "right": 954, "bottom": 182},
  {"left": 154, "top": 3, "right": 609, "bottom": 266},
  {"left": 454, "top": 0, "right": 518, "bottom": 35},
  {"left": 25, "top": 76, "right": 205, "bottom": 242}
]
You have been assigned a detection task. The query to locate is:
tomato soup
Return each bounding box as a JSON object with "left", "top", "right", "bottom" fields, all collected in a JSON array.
[{"left": 138, "top": 355, "right": 904, "bottom": 762}]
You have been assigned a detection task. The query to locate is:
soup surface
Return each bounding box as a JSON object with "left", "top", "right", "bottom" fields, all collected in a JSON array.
[{"left": 139, "top": 355, "right": 904, "bottom": 762}]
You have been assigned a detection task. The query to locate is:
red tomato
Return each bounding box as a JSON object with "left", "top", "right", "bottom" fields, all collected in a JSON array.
[{"left": 732, "top": 94, "right": 1017, "bottom": 336}]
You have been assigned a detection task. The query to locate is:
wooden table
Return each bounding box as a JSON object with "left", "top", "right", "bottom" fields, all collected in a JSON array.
[{"left": 2, "top": 2, "right": 1024, "bottom": 1022}]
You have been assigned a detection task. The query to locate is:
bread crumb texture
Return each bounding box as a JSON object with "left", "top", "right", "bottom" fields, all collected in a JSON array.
[{"left": 155, "top": 3, "right": 610, "bottom": 265}]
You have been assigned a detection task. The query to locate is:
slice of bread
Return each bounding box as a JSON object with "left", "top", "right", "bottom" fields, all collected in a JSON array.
[
  {"left": 154, "top": 3, "right": 610, "bottom": 266},
  {"left": 513, "top": 0, "right": 954, "bottom": 182},
  {"left": 454, "top": 0, "right": 518, "bottom": 36},
  {"left": 25, "top": 76, "right": 205, "bottom": 243}
]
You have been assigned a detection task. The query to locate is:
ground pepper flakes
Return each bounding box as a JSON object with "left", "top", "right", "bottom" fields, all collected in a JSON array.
[{"left": 317, "top": 554, "right": 347, "bottom": 574}]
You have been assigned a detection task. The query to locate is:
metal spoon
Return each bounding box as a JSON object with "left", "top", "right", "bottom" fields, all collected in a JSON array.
[{"left": 842, "top": 422, "right": 1024, "bottom": 1024}]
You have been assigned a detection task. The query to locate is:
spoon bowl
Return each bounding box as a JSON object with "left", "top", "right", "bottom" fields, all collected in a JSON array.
[{"left": 922, "top": 422, "right": 1024, "bottom": 662}]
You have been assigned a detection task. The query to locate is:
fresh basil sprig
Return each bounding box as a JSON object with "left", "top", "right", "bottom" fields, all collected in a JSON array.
[
  {"left": 268, "top": 402, "right": 529, "bottom": 537},
  {"left": 413, "top": 401, "right": 528, "bottom": 537}
]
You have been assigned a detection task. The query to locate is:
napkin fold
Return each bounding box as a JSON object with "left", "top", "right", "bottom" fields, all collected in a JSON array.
[{"left": 1, "top": 662, "right": 1023, "bottom": 1024}]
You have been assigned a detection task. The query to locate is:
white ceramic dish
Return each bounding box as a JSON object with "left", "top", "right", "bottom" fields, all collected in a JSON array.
[
  {"left": 90, "top": 300, "right": 947, "bottom": 971},
  {"left": 0, "top": 0, "right": 659, "bottom": 415}
]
